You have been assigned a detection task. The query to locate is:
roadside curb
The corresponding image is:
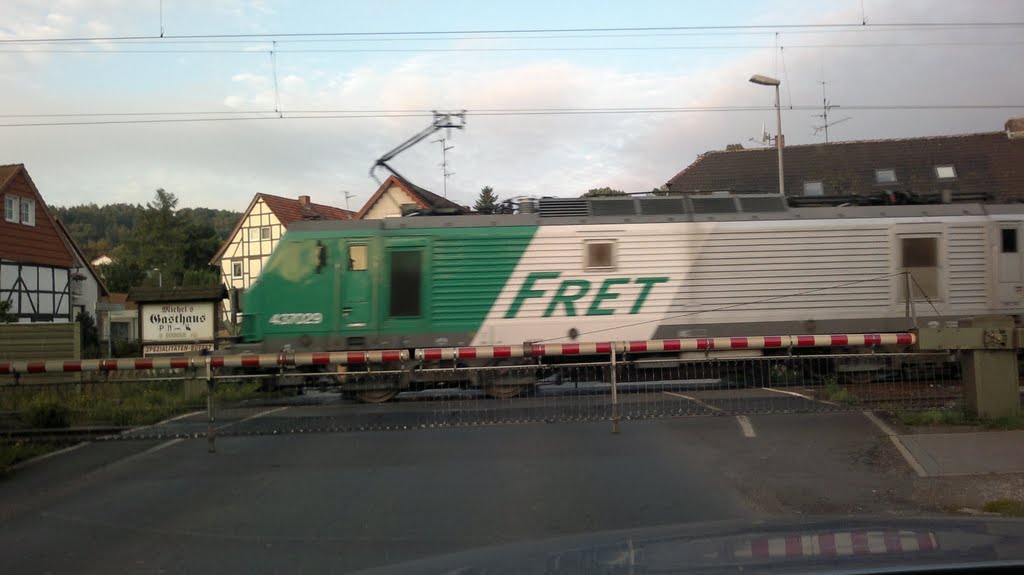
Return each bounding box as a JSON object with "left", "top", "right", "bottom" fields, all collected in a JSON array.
[{"left": 862, "top": 411, "right": 929, "bottom": 477}]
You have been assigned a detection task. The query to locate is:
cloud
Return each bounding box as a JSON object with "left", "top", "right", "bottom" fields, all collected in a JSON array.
[{"left": 0, "top": 0, "right": 1021, "bottom": 213}]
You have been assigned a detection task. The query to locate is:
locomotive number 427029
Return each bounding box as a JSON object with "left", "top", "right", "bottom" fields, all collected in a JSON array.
[{"left": 269, "top": 313, "right": 324, "bottom": 325}]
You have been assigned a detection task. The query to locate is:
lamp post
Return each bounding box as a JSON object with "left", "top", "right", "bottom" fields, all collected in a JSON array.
[
  {"left": 749, "top": 74, "right": 784, "bottom": 197},
  {"left": 152, "top": 268, "right": 162, "bottom": 288}
]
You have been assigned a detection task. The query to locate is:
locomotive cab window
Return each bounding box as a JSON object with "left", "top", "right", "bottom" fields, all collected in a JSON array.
[
  {"left": 348, "top": 245, "right": 368, "bottom": 271},
  {"left": 389, "top": 250, "right": 422, "bottom": 317},
  {"left": 900, "top": 236, "right": 941, "bottom": 301},
  {"left": 584, "top": 241, "right": 616, "bottom": 271},
  {"left": 1002, "top": 228, "right": 1017, "bottom": 254}
]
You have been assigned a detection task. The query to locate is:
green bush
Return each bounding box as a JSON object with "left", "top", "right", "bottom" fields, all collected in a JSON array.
[
  {"left": 983, "top": 499, "right": 1024, "bottom": 517},
  {"left": 26, "top": 399, "right": 71, "bottom": 429}
]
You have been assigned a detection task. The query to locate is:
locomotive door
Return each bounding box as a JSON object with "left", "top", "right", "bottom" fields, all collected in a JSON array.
[
  {"left": 380, "top": 238, "right": 430, "bottom": 336},
  {"left": 339, "top": 241, "right": 373, "bottom": 330},
  {"left": 997, "top": 224, "right": 1022, "bottom": 305}
]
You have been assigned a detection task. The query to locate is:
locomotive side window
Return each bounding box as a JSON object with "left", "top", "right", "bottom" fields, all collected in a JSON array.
[
  {"left": 1002, "top": 228, "right": 1018, "bottom": 254},
  {"left": 348, "top": 245, "right": 368, "bottom": 271},
  {"left": 389, "top": 250, "right": 422, "bottom": 317},
  {"left": 901, "top": 237, "right": 940, "bottom": 301},
  {"left": 585, "top": 241, "right": 616, "bottom": 271}
]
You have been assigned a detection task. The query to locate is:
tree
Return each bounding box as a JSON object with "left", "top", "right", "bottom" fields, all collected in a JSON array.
[
  {"left": 99, "top": 258, "right": 146, "bottom": 293},
  {"left": 76, "top": 310, "right": 101, "bottom": 359},
  {"left": 582, "top": 187, "right": 627, "bottom": 198},
  {"left": 474, "top": 186, "right": 499, "bottom": 214},
  {"left": 0, "top": 300, "right": 16, "bottom": 322},
  {"left": 725, "top": 143, "right": 745, "bottom": 151}
]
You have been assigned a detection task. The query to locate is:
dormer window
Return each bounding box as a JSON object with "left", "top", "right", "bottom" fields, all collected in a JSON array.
[
  {"left": 875, "top": 169, "right": 897, "bottom": 184},
  {"left": 935, "top": 165, "right": 956, "bottom": 179},
  {"left": 4, "top": 195, "right": 17, "bottom": 223},
  {"left": 20, "top": 198, "right": 35, "bottom": 226}
]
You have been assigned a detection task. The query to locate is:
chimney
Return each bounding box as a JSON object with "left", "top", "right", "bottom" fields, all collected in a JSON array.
[
  {"left": 298, "top": 195, "right": 311, "bottom": 205},
  {"left": 1006, "top": 117, "right": 1024, "bottom": 140}
]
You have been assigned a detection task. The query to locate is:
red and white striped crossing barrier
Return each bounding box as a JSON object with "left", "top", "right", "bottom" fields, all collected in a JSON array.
[
  {"left": 414, "top": 333, "right": 916, "bottom": 361},
  {"left": 0, "top": 333, "right": 915, "bottom": 374},
  {"left": 0, "top": 349, "right": 409, "bottom": 375}
]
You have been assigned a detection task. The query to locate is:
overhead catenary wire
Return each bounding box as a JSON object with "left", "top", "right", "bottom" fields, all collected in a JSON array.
[
  {"left": 2, "top": 20, "right": 1023, "bottom": 44},
  {"left": 3, "top": 40, "right": 1023, "bottom": 54},
  {"left": 1, "top": 103, "right": 1022, "bottom": 127}
]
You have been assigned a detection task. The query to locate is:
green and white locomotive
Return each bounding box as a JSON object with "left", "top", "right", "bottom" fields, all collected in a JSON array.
[{"left": 233, "top": 195, "right": 1024, "bottom": 400}]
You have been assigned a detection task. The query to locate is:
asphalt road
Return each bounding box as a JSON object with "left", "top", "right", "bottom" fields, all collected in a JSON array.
[{"left": 0, "top": 411, "right": 926, "bottom": 574}]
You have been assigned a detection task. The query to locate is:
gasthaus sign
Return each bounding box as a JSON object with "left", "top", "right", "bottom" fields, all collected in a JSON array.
[{"left": 141, "top": 302, "right": 215, "bottom": 343}]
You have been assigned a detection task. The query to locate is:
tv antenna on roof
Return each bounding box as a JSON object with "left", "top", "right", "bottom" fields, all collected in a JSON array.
[
  {"left": 812, "top": 81, "right": 851, "bottom": 143},
  {"left": 432, "top": 137, "right": 455, "bottom": 198},
  {"left": 747, "top": 121, "right": 773, "bottom": 147}
]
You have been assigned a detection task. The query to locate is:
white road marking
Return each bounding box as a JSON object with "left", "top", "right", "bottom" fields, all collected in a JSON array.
[
  {"left": 735, "top": 415, "right": 756, "bottom": 438},
  {"left": 862, "top": 411, "right": 929, "bottom": 477},
  {"left": 216, "top": 406, "right": 290, "bottom": 431},
  {"left": 8, "top": 441, "right": 89, "bottom": 472},
  {"left": 764, "top": 387, "right": 840, "bottom": 407},
  {"left": 662, "top": 391, "right": 723, "bottom": 413},
  {"left": 123, "top": 409, "right": 204, "bottom": 436}
]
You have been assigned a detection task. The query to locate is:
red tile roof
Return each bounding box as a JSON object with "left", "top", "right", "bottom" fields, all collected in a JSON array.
[
  {"left": 53, "top": 217, "right": 109, "bottom": 296},
  {"left": 0, "top": 164, "right": 76, "bottom": 268},
  {"left": 665, "top": 127, "right": 1024, "bottom": 203},
  {"left": 210, "top": 193, "right": 355, "bottom": 264},
  {"left": 258, "top": 193, "right": 355, "bottom": 226},
  {"left": 355, "top": 175, "right": 467, "bottom": 219}
]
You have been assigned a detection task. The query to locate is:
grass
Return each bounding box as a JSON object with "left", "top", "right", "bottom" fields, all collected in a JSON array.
[
  {"left": 983, "top": 499, "right": 1024, "bottom": 517},
  {"left": 822, "top": 377, "right": 860, "bottom": 403},
  {"left": 1, "top": 380, "right": 266, "bottom": 429},
  {"left": 895, "top": 409, "right": 1024, "bottom": 430},
  {"left": 0, "top": 440, "right": 61, "bottom": 474}
]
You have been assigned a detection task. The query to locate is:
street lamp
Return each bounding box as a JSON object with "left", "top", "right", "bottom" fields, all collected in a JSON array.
[
  {"left": 749, "top": 74, "right": 785, "bottom": 197},
  {"left": 152, "top": 268, "right": 162, "bottom": 288}
]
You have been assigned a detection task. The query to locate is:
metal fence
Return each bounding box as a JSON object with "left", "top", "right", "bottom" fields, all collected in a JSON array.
[{"left": 0, "top": 333, "right": 965, "bottom": 444}]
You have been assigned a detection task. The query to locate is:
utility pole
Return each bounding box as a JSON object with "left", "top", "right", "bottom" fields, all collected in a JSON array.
[{"left": 432, "top": 137, "right": 455, "bottom": 198}]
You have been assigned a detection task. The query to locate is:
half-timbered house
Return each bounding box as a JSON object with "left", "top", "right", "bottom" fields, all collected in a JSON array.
[
  {"left": 211, "top": 193, "right": 354, "bottom": 329},
  {"left": 0, "top": 164, "right": 80, "bottom": 323}
]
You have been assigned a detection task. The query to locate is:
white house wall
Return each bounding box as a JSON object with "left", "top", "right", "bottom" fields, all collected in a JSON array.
[
  {"left": 362, "top": 184, "right": 416, "bottom": 219},
  {"left": 0, "top": 261, "right": 71, "bottom": 322},
  {"left": 217, "top": 197, "right": 285, "bottom": 326}
]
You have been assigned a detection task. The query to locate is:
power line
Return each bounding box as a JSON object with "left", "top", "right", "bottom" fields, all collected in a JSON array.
[
  {"left": 1, "top": 21, "right": 1023, "bottom": 45},
  {"left": 2, "top": 40, "right": 1022, "bottom": 54},
  {"left": 0, "top": 26, "right": 1012, "bottom": 47},
  {"left": 1, "top": 104, "right": 1021, "bottom": 127}
]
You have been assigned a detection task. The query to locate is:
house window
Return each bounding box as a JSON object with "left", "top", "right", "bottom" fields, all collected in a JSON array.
[
  {"left": 249, "top": 228, "right": 260, "bottom": 241},
  {"left": 802, "top": 181, "right": 824, "bottom": 196},
  {"left": 260, "top": 226, "right": 271, "bottom": 240},
  {"left": 4, "top": 195, "right": 19, "bottom": 223},
  {"left": 19, "top": 198, "right": 35, "bottom": 226},
  {"left": 875, "top": 169, "right": 897, "bottom": 184},
  {"left": 348, "top": 245, "right": 368, "bottom": 271},
  {"left": 232, "top": 261, "right": 243, "bottom": 278},
  {"left": 935, "top": 165, "right": 956, "bottom": 180},
  {"left": 901, "top": 236, "right": 940, "bottom": 301},
  {"left": 584, "top": 241, "right": 616, "bottom": 271},
  {"left": 1002, "top": 228, "right": 1018, "bottom": 254}
]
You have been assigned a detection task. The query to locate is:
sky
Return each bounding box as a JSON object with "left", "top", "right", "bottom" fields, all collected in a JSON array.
[{"left": 1, "top": 0, "right": 1022, "bottom": 211}]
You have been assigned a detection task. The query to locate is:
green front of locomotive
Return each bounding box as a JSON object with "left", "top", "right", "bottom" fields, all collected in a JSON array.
[{"left": 240, "top": 223, "right": 539, "bottom": 353}]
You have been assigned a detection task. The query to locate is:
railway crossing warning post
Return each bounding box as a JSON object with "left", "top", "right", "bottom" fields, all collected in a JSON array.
[{"left": 916, "top": 315, "right": 1022, "bottom": 418}]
